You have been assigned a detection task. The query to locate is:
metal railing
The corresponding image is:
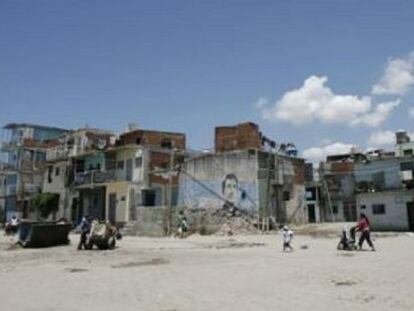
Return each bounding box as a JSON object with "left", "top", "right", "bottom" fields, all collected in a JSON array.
[{"left": 74, "top": 170, "right": 119, "bottom": 186}]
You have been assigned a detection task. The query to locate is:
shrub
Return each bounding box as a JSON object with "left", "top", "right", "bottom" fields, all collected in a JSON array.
[{"left": 32, "top": 193, "right": 60, "bottom": 219}]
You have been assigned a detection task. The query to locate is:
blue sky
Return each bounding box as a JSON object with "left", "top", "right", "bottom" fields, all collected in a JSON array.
[{"left": 1, "top": 0, "right": 413, "bottom": 161}]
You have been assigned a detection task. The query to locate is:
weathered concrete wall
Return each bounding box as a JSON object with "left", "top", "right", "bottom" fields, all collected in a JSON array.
[
  {"left": 354, "top": 158, "right": 403, "bottom": 190},
  {"left": 179, "top": 150, "right": 306, "bottom": 226},
  {"left": 129, "top": 207, "right": 167, "bottom": 237},
  {"left": 396, "top": 141, "right": 414, "bottom": 157},
  {"left": 356, "top": 190, "right": 414, "bottom": 231},
  {"left": 285, "top": 184, "right": 306, "bottom": 224},
  {"left": 257, "top": 152, "right": 306, "bottom": 223},
  {"left": 179, "top": 151, "right": 259, "bottom": 211},
  {"left": 42, "top": 161, "right": 74, "bottom": 220}
]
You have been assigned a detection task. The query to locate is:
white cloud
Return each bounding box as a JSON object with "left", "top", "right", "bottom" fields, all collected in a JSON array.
[
  {"left": 367, "top": 130, "right": 395, "bottom": 147},
  {"left": 350, "top": 100, "right": 400, "bottom": 127},
  {"left": 253, "top": 97, "right": 269, "bottom": 109},
  {"left": 372, "top": 52, "right": 414, "bottom": 95},
  {"left": 259, "top": 76, "right": 398, "bottom": 127},
  {"left": 302, "top": 142, "right": 355, "bottom": 164}
]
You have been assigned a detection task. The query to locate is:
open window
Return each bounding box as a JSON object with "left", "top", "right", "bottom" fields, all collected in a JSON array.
[
  {"left": 142, "top": 189, "right": 156, "bottom": 206},
  {"left": 161, "top": 139, "right": 172, "bottom": 149},
  {"left": 372, "top": 204, "right": 386, "bottom": 215}
]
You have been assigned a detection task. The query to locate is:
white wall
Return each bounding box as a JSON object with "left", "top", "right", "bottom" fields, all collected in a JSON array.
[{"left": 356, "top": 191, "right": 413, "bottom": 230}]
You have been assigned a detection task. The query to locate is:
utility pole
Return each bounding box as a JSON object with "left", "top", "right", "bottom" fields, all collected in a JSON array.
[
  {"left": 166, "top": 148, "right": 175, "bottom": 236},
  {"left": 17, "top": 139, "right": 26, "bottom": 219},
  {"left": 263, "top": 150, "right": 274, "bottom": 232},
  {"left": 321, "top": 177, "right": 335, "bottom": 222}
]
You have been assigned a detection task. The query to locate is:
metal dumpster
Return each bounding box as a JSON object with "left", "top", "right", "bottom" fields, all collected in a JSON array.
[{"left": 18, "top": 220, "right": 72, "bottom": 248}]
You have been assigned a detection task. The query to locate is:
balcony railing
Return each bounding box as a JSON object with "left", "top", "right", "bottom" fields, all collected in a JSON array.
[
  {"left": 46, "top": 147, "right": 69, "bottom": 161},
  {"left": 46, "top": 145, "right": 105, "bottom": 161},
  {"left": 0, "top": 161, "right": 18, "bottom": 171},
  {"left": 74, "top": 170, "right": 118, "bottom": 186}
]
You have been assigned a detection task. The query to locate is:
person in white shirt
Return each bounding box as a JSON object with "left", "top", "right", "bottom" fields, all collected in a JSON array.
[
  {"left": 281, "top": 225, "right": 294, "bottom": 252},
  {"left": 10, "top": 215, "right": 19, "bottom": 227}
]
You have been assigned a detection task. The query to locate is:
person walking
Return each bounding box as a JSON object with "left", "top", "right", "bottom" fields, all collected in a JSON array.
[
  {"left": 280, "top": 225, "right": 294, "bottom": 252},
  {"left": 77, "top": 216, "right": 91, "bottom": 250},
  {"left": 176, "top": 211, "right": 188, "bottom": 239},
  {"left": 356, "top": 213, "right": 375, "bottom": 251}
]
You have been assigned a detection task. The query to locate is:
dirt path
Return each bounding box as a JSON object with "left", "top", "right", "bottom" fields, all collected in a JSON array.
[{"left": 1, "top": 232, "right": 413, "bottom": 311}]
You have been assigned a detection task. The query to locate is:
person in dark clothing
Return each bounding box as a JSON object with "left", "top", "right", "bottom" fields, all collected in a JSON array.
[
  {"left": 176, "top": 211, "right": 188, "bottom": 238},
  {"left": 356, "top": 213, "right": 375, "bottom": 251},
  {"left": 77, "top": 216, "right": 91, "bottom": 250}
]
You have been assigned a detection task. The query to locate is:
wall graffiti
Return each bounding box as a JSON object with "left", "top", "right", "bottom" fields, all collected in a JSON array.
[{"left": 179, "top": 173, "right": 258, "bottom": 211}]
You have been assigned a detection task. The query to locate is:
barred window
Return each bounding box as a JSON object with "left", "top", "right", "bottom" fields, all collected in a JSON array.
[{"left": 372, "top": 204, "right": 386, "bottom": 215}]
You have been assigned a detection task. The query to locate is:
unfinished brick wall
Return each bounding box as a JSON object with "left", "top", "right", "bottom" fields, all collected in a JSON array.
[
  {"left": 291, "top": 158, "right": 306, "bottom": 184},
  {"left": 117, "top": 130, "right": 186, "bottom": 150},
  {"left": 149, "top": 150, "right": 180, "bottom": 185},
  {"left": 215, "top": 122, "right": 262, "bottom": 152},
  {"left": 330, "top": 162, "right": 354, "bottom": 174}
]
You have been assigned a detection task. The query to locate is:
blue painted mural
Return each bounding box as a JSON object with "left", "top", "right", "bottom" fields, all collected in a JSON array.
[{"left": 179, "top": 173, "right": 258, "bottom": 211}]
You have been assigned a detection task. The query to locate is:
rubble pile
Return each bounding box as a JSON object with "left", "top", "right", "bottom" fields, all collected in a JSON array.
[
  {"left": 214, "top": 216, "right": 259, "bottom": 236},
  {"left": 187, "top": 208, "right": 259, "bottom": 236}
]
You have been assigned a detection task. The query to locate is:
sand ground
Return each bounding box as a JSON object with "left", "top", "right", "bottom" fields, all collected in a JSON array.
[{"left": 0, "top": 231, "right": 413, "bottom": 311}]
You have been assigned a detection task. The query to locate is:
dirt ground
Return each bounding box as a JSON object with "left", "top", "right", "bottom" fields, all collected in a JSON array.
[{"left": 1, "top": 230, "right": 413, "bottom": 311}]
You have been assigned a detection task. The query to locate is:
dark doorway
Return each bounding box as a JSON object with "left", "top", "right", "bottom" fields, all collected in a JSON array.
[
  {"left": 407, "top": 202, "right": 414, "bottom": 231},
  {"left": 344, "top": 202, "right": 357, "bottom": 221},
  {"left": 22, "top": 200, "right": 29, "bottom": 218},
  {"left": 308, "top": 204, "right": 316, "bottom": 223},
  {"left": 126, "top": 159, "right": 133, "bottom": 181},
  {"left": 142, "top": 189, "right": 156, "bottom": 206},
  {"left": 272, "top": 185, "right": 286, "bottom": 224},
  {"left": 71, "top": 198, "right": 80, "bottom": 224},
  {"left": 108, "top": 193, "right": 117, "bottom": 224},
  {"left": 129, "top": 188, "right": 136, "bottom": 221}
]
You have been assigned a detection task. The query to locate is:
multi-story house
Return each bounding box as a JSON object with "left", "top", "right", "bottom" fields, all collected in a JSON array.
[
  {"left": 395, "top": 130, "right": 414, "bottom": 157},
  {"left": 318, "top": 153, "right": 360, "bottom": 222},
  {"left": 179, "top": 122, "right": 306, "bottom": 230},
  {"left": 43, "top": 126, "right": 186, "bottom": 226},
  {"left": 354, "top": 133, "right": 414, "bottom": 230},
  {"left": 43, "top": 128, "right": 116, "bottom": 222},
  {"left": 304, "top": 162, "right": 323, "bottom": 223},
  {"left": 0, "top": 123, "right": 67, "bottom": 221}
]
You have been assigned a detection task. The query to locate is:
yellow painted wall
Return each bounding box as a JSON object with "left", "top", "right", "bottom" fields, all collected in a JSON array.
[{"left": 106, "top": 181, "right": 129, "bottom": 223}]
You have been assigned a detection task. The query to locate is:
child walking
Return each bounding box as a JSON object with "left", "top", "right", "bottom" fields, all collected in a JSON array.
[{"left": 281, "top": 225, "right": 294, "bottom": 252}]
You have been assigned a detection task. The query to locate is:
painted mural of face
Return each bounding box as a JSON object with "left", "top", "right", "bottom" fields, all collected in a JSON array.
[{"left": 222, "top": 174, "right": 239, "bottom": 206}]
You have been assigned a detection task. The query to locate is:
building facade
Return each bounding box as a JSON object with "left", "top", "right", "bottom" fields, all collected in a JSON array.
[
  {"left": 179, "top": 122, "right": 306, "bottom": 225},
  {"left": 0, "top": 123, "right": 67, "bottom": 221},
  {"left": 354, "top": 155, "right": 414, "bottom": 230},
  {"left": 42, "top": 127, "right": 186, "bottom": 226}
]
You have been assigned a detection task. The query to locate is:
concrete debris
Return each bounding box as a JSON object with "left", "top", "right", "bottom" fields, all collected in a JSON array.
[
  {"left": 185, "top": 208, "right": 259, "bottom": 236},
  {"left": 214, "top": 216, "right": 259, "bottom": 236}
]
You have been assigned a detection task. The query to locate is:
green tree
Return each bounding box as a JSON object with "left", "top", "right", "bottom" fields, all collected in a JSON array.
[{"left": 32, "top": 193, "right": 60, "bottom": 219}]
